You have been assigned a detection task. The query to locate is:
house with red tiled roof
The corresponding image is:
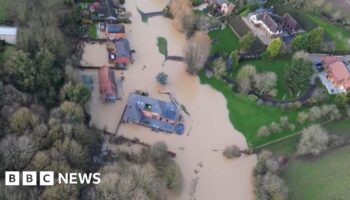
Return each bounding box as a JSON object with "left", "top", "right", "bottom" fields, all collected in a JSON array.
[
  {"left": 99, "top": 65, "right": 118, "bottom": 103},
  {"left": 322, "top": 56, "right": 350, "bottom": 92}
]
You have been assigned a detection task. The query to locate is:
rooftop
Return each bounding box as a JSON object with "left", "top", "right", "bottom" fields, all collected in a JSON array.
[
  {"left": 0, "top": 26, "right": 17, "bottom": 35},
  {"left": 256, "top": 12, "right": 282, "bottom": 33},
  {"left": 106, "top": 24, "right": 125, "bottom": 33},
  {"left": 114, "top": 38, "right": 131, "bottom": 59},
  {"left": 123, "top": 93, "right": 183, "bottom": 134}
]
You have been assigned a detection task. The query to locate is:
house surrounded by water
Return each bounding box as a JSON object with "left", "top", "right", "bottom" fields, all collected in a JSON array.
[
  {"left": 98, "top": 65, "right": 118, "bottom": 103},
  {"left": 122, "top": 93, "right": 185, "bottom": 134}
]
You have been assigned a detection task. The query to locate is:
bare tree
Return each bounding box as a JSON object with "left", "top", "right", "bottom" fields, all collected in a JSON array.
[
  {"left": 237, "top": 65, "right": 257, "bottom": 93},
  {"left": 184, "top": 32, "right": 211, "bottom": 74},
  {"left": 297, "top": 124, "right": 329, "bottom": 156},
  {"left": 256, "top": 72, "right": 277, "bottom": 94},
  {"left": 212, "top": 57, "right": 227, "bottom": 78}
]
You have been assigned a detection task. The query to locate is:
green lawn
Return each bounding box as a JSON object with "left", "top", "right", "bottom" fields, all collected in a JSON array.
[
  {"left": 208, "top": 27, "right": 239, "bottom": 54},
  {"left": 199, "top": 71, "right": 305, "bottom": 147},
  {"left": 307, "top": 15, "right": 350, "bottom": 53},
  {"left": 87, "top": 24, "right": 97, "bottom": 39},
  {"left": 284, "top": 144, "right": 350, "bottom": 200}
]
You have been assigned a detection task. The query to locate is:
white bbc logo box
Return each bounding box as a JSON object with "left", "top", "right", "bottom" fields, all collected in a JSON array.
[{"left": 5, "top": 171, "right": 54, "bottom": 186}]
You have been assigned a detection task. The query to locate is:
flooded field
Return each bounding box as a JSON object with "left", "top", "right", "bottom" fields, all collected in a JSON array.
[{"left": 80, "top": 0, "right": 257, "bottom": 199}]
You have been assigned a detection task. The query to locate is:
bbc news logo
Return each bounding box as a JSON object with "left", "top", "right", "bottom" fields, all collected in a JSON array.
[{"left": 5, "top": 171, "right": 101, "bottom": 186}]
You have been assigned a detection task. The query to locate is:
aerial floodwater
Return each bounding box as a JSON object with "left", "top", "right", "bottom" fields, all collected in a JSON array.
[{"left": 81, "top": 0, "right": 257, "bottom": 199}]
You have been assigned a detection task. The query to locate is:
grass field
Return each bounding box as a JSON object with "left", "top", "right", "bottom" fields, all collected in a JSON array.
[
  {"left": 208, "top": 27, "right": 239, "bottom": 54},
  {"left": 199, "top": 71, "right": 307, "bottom": 147},
  {"left": 284, "top": 144, "right": 350, "bottom": 200}
]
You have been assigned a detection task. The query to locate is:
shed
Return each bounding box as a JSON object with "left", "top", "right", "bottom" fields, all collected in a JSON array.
[
  {"left": 106, "top": 24, "right": 125, "bottom": 40},
  {"left": 0, "top": 26, "right": 17, "bottom": 44},
  {"left": 111, "top": 38, "right": 131, "bottom": 66},
  {"left": 98, "top": 65, "right": 118, "bottom": 103}
]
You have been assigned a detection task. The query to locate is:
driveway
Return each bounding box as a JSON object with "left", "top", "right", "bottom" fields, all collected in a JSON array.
[
  {"left": 318, "top": 71, "right": 344, "bottom": 94},
  {"left": 242, "top": 14, "right": 272, "bottom": 45}
]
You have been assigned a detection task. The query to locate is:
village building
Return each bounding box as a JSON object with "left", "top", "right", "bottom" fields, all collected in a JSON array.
[
  {"left": 281, "top": 13, "right": 299, "bottom": 34},
  {"left": 123, "top": 93, "right": 184, "bottom": 134},
  {"left": 250, "top": 12, "right": 283, "bottom": 37},
  {"left": 93, "top": 0, "right": 118, "bottom": 21},
  {"left": 105, "top": 24, "right": 125, "bottom": 40},
  {"left": 109, "top": 38, "right": 131, "bottom": 68},
  {"left": 98, "top": 65, "right": 118, "bottom": 103},
  {"left": 322, "top": 56, "right": 350, "bottom": 92},
  {"left": 0, "top": 26, "right": 17, "bottom": 44},
  {"left": 206, "top": 0, "right": 235, "bottom": 16}
]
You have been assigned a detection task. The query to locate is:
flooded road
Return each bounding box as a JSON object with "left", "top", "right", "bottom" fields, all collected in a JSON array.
[{"left": 81, "top": 0, "right": 257, "bottom": 199}]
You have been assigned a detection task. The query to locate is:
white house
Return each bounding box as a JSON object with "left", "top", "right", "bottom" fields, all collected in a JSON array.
[
  {"left": 0, "top": 26, "right": 17, "bottom": 44},
  {"left": 250, "top": 12, "right": 283, "bottom": 37}
]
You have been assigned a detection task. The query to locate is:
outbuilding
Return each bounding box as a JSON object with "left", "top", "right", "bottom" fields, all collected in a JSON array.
[
  {"left": 106, "top": 24, "right": 125, "bottom": 40},
  {"left": 98, "top": 65, "right": 118, "bottom": 103},
  {"left": 0, "top": 26, "right": 17, "bottom": 44}
]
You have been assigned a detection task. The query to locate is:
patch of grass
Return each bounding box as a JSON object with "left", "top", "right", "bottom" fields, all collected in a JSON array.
[
  {"left": 284, "top": 145, "right": 350, "bottom": 200},
  {"left": 157, "top": 37, "right": 168, "bottom": 59},
  {"left": 199, "top": 71, "right": 304, "bottom": 147},
  {"left": 307, "top": 14, "right": 350, "bottom": 53},
  {"left": 208, "top": 27, "right": 239, "bottom": 54},
  {"left": 87, "top": 24, "right": 97, "bottom": 39},
  {"left": 325, "top": 118, "right": 350, "bottom": 136}
]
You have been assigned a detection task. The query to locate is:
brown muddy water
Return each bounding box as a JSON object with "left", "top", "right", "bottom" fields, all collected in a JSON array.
[{"left": 80, "top": 0, "right": 257, "bottom": 199}]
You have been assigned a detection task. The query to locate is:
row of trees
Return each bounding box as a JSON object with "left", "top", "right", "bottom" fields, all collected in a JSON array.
[
  {"left": 83, "top": 142, "right": 183, "bottom": 199},
  {"left": 257, "top": 116, "right": 296, "bottom": 137},
  {"left": 0, "top": 84, "right": 102, "bottom": 199},
  {"left": 170, "top": 0, "right": 214, "bottom": 75},
  {"left": 291, "top": 27, "right": 325, "bottom": 52}
]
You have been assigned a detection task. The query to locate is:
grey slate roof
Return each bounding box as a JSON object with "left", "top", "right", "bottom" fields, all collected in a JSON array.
[
  {"left": 106, "top": 24, "right": 125, "bottom": 33},
  {"left": 114, "top": 38, "right": 131, "bottom": 59},
  {"left": 282, "top": 13, "right": 299, "bottom": 31},
  {"left": 257, "top": 12, "right": 283, "bottom": 33},
  {"left": 123, "top": 93, "right": 180, "bottom": 133}
]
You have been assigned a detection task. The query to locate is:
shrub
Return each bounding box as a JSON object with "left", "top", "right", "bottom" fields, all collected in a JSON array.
[
  {"left": 297, "top": 111, "right": 309, "bottom": 124},
  {"left": 60, "top": 82, "right": 91, "bottom": 105},
  {"left": 150, "top": 141, "right": 169, "bottom": 168},
  {"left": 308, "top": 106, "right": 322, "bottom": 121},
  {"left": 269, "top": 122, "right": 281, "bottom": 134},
  {"left": 0, "top": 135, "right": 37, "bottom": 170},
  {"left": 279, "top": 116, "right": 290, "bottom": 130},
  {"left": 223, "top": 145, "right": 242, "bottom": 158},
  {"left": 257, "top": 126, "right": 271, "bottom": 137},
  {"left": 9, "top": 107, "right": 39, "bottom": 134},
  {"left": 160, "top": 160, "right": 183, "bottom": 192},
  {"left": 156, "top": 72, "right": 168, "bottom": 85}
]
